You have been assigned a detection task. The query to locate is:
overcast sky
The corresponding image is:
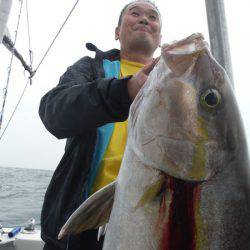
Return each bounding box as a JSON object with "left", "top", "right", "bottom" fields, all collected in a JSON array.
[{"left": 0, "top": 0, "right": 249, "bottom": 170}]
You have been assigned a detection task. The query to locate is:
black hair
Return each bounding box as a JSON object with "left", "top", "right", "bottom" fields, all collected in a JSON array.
[{"left": 117, "top": 0, "right": 161, "bottom": 27}]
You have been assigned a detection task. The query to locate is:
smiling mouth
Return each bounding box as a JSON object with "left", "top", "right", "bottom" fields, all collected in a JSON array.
[
  {"left": 135, "top": 26, "right": 151, "bottom": 33},
  {"left": 137, "top": 28, "right": 149, "bottom": 32}
]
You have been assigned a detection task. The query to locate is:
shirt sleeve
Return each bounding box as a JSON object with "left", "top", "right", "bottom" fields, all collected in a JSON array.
[{"left": 39, "top": 56, "right": 132, "bottom": 139}]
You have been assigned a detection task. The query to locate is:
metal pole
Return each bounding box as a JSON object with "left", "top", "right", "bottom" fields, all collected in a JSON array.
[
  {"left": 2, "top": 34, "right": 34, "bottom": 77},
  {"left": 205, "top": 0, "right": 234, "bottom": 87}
]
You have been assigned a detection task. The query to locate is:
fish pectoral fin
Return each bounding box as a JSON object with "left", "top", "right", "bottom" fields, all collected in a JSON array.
[
  {"left": 58, "top": 181, "right": 116, "bottom": 240},
  {"left": 135, "top": 174, "right": 166, "bottom": 209}
]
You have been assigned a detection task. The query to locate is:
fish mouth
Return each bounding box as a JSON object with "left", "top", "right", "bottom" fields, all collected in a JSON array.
[{"left": 132, "top": 135, "right": 219, "bottom": 182}]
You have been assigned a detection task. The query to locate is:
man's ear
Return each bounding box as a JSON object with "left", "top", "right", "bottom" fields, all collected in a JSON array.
[{"left": 115, "top": 26, "right": 120, "bottom": 41}]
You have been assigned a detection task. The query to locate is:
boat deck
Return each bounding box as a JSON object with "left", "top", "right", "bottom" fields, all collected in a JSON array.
[{"left": 0, "top": 228, "right": 44, "bottom": 250}]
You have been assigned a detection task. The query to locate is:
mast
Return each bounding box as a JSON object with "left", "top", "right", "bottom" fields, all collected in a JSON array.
[
  {"left": 205, "top": 0, "right": 234, "bottom": 87},
  {"left": 0, "top": 0, "right": 13, "bottom": 43},
  {"left": 2, "top": 34, "right": 33, "bottom": 76},
  {"left": 0, "top": 0, "right": 33, "bottom": 76},
  {"left": 0, "top": 0, "right": 13, "bottom": 132}
]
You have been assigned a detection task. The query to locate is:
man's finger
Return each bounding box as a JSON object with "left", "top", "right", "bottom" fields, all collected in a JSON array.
[{"left": 143, "top": 56, "right": 161, "bottom": 75}]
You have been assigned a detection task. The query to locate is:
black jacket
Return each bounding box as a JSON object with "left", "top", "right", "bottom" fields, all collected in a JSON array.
[{"left": 39, "top": 43, "right": 132, "bottom": 249}]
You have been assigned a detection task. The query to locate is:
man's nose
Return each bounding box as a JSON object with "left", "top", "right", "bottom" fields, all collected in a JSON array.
[{"left": 139, "top": 15, "right": 149, "bottom": 25}]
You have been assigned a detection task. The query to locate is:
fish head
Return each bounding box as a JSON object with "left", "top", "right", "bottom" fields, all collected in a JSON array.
[{"left": 128, "top": 33, "right": 246, "bottom": 182}]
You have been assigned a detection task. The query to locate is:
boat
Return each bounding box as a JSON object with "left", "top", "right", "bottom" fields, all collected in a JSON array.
[
  {"left": 0, "top": 0, "right": 243, "bottom": 249},
  {"left": 0, "top": 1, "right": 43, "bottom": 248},
  {"left": 0, "top": 225, "right": 44, "bottom": 250}
]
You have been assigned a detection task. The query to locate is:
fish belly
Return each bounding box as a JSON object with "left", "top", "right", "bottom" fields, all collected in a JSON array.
[{"left": 103, "top": 148, "right": 164, "bottom": 250}]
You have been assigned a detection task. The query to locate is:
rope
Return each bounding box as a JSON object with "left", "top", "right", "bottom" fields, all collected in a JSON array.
[
  {"left": 0, "top": 0, "right": 80, "bottom": 140},
  {"left": 0, "top": 0, "right": 33, "bottom": 141},
  {"left": 0, "top": 0, "right": 24, "bottom": 133},
  {"left": 25, "top": 0, "right": 33, "bottom": 69},
  {"left": 33, "top": 0, "right": 80, "bottom": 76},
  {"left": 0, "top": 79, "right": 29, "bottom": 141}
]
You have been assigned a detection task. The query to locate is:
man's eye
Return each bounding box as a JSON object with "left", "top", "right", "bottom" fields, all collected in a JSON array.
[
  {"left": 149, "top": 15, "right": 157, "bottom": 21},
  {"left": 131, "top": 12, "right": 139, "bottom": 17}
]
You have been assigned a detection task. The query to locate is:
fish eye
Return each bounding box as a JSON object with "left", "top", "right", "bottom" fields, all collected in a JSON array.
[{"left": 200, "top": 89, "right": 221, "bottom": 110}]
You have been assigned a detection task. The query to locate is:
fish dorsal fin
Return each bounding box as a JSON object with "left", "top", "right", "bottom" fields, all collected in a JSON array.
[{"left": 58, "top": 181, "right": 116, "bottom": 240}]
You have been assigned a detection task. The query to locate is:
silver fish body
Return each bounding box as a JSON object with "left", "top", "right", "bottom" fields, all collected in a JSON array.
[{"left": 59, "top": 33, "right": 250, "bottom": 250}]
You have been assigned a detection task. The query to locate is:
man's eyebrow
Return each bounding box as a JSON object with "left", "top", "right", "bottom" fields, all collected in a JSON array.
[
  {"left": 128, "top": 6, "right": 159, "bottom": 16},
  {"left": 128, "top": 6, "right": 140, "bottom": 11}
]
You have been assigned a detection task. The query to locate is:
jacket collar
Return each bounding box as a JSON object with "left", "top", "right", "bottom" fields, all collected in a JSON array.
[{"left": 85, "top": 42, "right": 120, "bottom": 62}]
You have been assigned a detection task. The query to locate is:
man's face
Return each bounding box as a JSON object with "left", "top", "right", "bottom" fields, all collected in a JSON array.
[{"left": 115, "top": 2, "right": 162, "bottom": 54}]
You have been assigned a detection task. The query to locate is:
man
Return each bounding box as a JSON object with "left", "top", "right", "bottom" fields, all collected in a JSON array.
[{"left": 39, "top": 1, "right": 162, "bottom": 249}]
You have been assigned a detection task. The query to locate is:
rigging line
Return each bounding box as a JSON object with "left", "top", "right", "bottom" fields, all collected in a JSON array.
[
  {"left": 25, "top": 0, "right": 33, "bottom": 67},
  {"left": 25, "top": 0, "right": 34, "bottom": 85},
  {"left": 0, "top": 0, "right": 24, "bottom": 132},
  {"left": 33, "top": 0, "right": 80, "bottom": 76},
  {"left": 0, "top": 79, "right": 29, "bottom": 141},
  {"left": 0, "top": 0, "right": 33, "bottom": 140}
]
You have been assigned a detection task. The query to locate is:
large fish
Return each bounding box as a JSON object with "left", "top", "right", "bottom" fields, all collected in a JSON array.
[{"left": 58, "top": 33, "right": 250, "bottom": 250}]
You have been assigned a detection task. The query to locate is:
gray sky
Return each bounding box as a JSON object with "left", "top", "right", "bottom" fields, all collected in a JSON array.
[{"left": 0, "top": 0, "right": 249, "bottom": 170}]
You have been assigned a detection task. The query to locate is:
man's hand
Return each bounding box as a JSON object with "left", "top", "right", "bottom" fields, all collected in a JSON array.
[{"left": 127, "top": 57, "right": 160, "bottom": 101}]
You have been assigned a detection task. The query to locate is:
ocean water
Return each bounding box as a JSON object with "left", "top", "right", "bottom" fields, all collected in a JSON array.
[{"left": 0, "top": 166, "right": 53, "bottom": 228}]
